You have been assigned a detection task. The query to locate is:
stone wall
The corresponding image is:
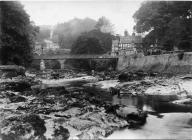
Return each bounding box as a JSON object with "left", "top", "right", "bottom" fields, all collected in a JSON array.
[{"left": 117, "top": 52, "right": 192, "bottom": 74}]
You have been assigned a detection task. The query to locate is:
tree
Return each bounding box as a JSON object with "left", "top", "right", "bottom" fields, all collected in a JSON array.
[
  {"left": 36, "top": 25, "right": 51, "bottom": 42},
  {"left": 53, "top": 18, "right": 97, "bottom": 49},
  {"left": 133, "top": 1, "right": 192, "bottom": 51},
  {"left": 0, "top": 1, "right": 38, "bottom": 66},
  {"left": 70, "top": 29, "right": 113, "bottom": 70},
  {"left": 95, "top": 16, "right": 114, "bottom": 34},
  {"left": 71, "top": 29, "right": 113, "bottom": 55},
  {"left": 71, "top": 37, "right": 104, "bottom": 55}
]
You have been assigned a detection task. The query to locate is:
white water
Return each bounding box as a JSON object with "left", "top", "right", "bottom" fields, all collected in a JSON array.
[{"left": 107, "top": 113, "right": 192, "bottom": 139}]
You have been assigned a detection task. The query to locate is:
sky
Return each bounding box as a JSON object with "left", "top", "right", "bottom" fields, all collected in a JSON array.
[{"left": 20, "top": 0, "right": 143, "bottom": 35}]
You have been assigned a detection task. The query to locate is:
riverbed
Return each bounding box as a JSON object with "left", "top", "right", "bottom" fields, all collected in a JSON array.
[{"left": 1, "top": 73, "right": 192, "bottom": 139}]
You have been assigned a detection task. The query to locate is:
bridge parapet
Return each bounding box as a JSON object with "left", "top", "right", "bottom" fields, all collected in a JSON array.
[{"left": 34, "top": 54, "right": 118, "bottom": 60}]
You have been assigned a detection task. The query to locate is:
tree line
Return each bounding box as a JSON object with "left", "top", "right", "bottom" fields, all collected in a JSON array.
[
  {"left": 133, "top": 1, "right": 192, "bottom": 51},
  {"left": 0, "top": 1, "right": 38, "bottom": 67}
]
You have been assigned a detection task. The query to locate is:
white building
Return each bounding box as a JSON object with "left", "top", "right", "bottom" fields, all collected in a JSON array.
[{"left": 111, "top": 34, "right": 142, "bottom": 56}]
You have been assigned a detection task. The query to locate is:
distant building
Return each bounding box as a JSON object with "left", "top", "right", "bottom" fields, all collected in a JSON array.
[
  {"left": 34, "top": 42, "right": 43, "bottom": 55},
  {"left": 44, "top": 39, "right": 59, "bottom": 50},
  {"left": 34, "top": 39, "right": 60, "bottom": 55},
  {"left": 111, "top": 33, "right": 143, "bottom": 56}
]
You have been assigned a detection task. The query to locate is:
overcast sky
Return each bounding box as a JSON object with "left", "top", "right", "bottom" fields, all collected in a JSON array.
[{"left": 21, "top": 0, "right": 142, "bottom": 35}]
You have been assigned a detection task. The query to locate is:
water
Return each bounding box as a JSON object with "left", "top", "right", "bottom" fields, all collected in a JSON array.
[
  {"left": 68, "top": 79, "right": 192, "bottom": 139},
  {"left": 108, "top": 95, "right": 192, "bottom": 139}
]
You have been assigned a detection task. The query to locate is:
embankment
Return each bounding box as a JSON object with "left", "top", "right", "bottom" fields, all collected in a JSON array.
[{"left": 117, "top": 52, "right": 192, "bottom": 74}]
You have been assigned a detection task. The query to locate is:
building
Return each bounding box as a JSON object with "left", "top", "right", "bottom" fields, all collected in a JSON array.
[
  {"left": 34, "top": 39, "right": 60, "bottom": 55},
  {"left": 111, "top": 33, "right": 143, "bottom": 56},
  {"left": 34, "top": 42, "right": 43, "bottom": 55},
  {"left": 43, "top": 39, "right": 59, "bottom": 51}
]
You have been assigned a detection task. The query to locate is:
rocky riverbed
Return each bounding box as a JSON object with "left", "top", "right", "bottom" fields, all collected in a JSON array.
[
  {"left": 0, "top": 70, "right": 148, "bottom": 140},
  {"left": 1, "top": 69, "right": 192, "bottom": 139}
]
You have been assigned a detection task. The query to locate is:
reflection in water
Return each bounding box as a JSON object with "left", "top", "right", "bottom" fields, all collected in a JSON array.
[
  {"left": 109, "top": 95, "right": 192, "bottom": 139},
  {"left": 113, "top": 95, "right": 192, "bottom": 113}
]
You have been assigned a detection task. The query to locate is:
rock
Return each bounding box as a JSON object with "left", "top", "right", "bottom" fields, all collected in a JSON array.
[
  {"left": 68, "top": 118, "right": 97, "bottom": 131},
  {"left": 54, "top": 107, "right": 82, "bottom": 118},
  {"left": 105, "top": 104, "right": 147, "bottom": 128},
  {"left": 145, "top": 85, "right": 180, "bottom": 95},
  {"left": 52, "top": 126, "right": 70, "bottom": 140},
  {"left": 1, "top": 80, "right": 31, "bottom": 92},
  {"left": 172, "top": 98, "right": 192, "bottom": 105},
  {"left": 38, "top": 86, "right": 69, "bottom": 96},
  {"left": 0, "top": 114, "right": 46, "bottom": 140},
  {"left": 118, "top": 73, "right": 130, "bottom": 82},
  {"left": 1, "top": 91, "right": 26, "bottom": 103},
  {"left": 51, "top": 72, "right": 60, "bottom": 79},
  {"left": 109, "top": 87, "right": 120, "bottom": 96},
  {"left": 118, "top": 71, "right": 147, "bottom": 82},
  {"left": 78, "top": 132, "right": 91, "bottom": 139},
  {"left": 0, "top": 65, "right": 25, "bottom": 79}
]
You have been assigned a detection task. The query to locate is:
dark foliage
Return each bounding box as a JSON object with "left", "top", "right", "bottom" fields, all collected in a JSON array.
[
  {"left": 133, "top": 1, "right": 192, "bottom": 51},
  {"left": 0, "top": 1, "right": 38, "bottom": 66},
  {"left": 70, "top": 30, "right": 113, "bottom": 70}
]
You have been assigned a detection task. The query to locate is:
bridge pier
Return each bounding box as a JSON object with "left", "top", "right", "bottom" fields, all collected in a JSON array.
[
  {"left": 58, "top": 59, "right": 66, "bottom": 69},
  {"left": 40, "top": 59, "right": 45, "bottom": 70}
]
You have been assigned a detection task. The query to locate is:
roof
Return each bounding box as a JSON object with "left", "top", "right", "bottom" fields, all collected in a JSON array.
[{"left": 113, "top": 35, "right": 142, "bottom": 44}]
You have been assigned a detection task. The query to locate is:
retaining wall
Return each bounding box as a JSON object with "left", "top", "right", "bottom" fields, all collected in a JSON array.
[{"left": 117, "top": 52, "right": 192, "bottom": 74}]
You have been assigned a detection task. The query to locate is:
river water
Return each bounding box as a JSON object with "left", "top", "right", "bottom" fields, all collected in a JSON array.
[
  {"left": 82, "top": 79, "right": 192, "bottom": 139},
  {"left": 44, "top": 78, "right": 192, "bottom": 139},
  {"left": 107, "top": 94, "right": 192, "bottom": 139}
]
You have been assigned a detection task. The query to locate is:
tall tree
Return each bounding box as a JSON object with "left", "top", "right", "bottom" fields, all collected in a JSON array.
[
  {"left": 53, "top": 18, "right": 97, "bottom": 49},
  {"left": 71, "top": 29, "right": 113, "bottom": 55},
  {"left": 71, "top": 37, "right": 105, "bottom": 55},
  {"left": 36, "top": 25, "right": 51, "bottom": 42},
  {"left": 95, "top": 16, "right": 114, "bottom": 34},
  {"left": 0, "top": 1, "right": 38, "bottom": 66},
  {"left": 133, "top": 1, "right": 192, "bottom": 51},
  {"left": 70, "top": 29, "right": 113, "bottom": 70}
]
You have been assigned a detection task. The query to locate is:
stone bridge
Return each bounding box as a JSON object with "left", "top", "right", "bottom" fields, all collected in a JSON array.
[{"left": 33, "top": 54, "right": 118, "bottom": 69}]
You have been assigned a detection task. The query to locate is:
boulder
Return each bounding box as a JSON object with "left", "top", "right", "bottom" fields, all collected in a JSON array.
[
  {"left": 0, "top": 65, "right": 25, "bottom": 79},
  {"left": 105, "top": 104, "right": 147, "bottom": 128},
  {"left": 52, "top": 126, "right": 70, "bottom": 140},
  {"left": 0, "top": 114, "right": 46, "bottom": 140},
  {"left": 118, "top": 73, "right": 130, "bottom": 82},
  {"left": 172, "top": 98, "right": 192, "bottom": 105},
  {"left": 2, "top": 81, "right": 31, "bottom": 92},
  {"left": 1, "top": 91, "right": 27, "bottom": 103}
]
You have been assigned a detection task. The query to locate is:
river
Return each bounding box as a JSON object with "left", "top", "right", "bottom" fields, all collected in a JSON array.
[
  {"left": 84, "top": 79, "right": 192, "bottom": 139},
  {"left": 107, "top": 94, "right": 192, "bottom": 139},
  {"left": 42, "top": 78, "right": 192, "bottom": 139}
]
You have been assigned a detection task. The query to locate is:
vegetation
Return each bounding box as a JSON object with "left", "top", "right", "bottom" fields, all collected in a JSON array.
[
  {"left": 36, "top": 25, "right": 51, "bottom": 42},
  {"left": 0, "top": 1, "right": 38, "bottom": 66},
  {"left": 95, "top": 16, "right": 114, "bottom": 34},
  {"left": 133, "top": 1, "right": 192, "bottom": 51},
  {"left": 69, "top": 17, "right": 114, "bottom": 70},
  {"left": 71, "top": 30, "right": 113, "bottom": 55},
  {"left": 52, "top": 18, "right": 97, "bottom": 49}
]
